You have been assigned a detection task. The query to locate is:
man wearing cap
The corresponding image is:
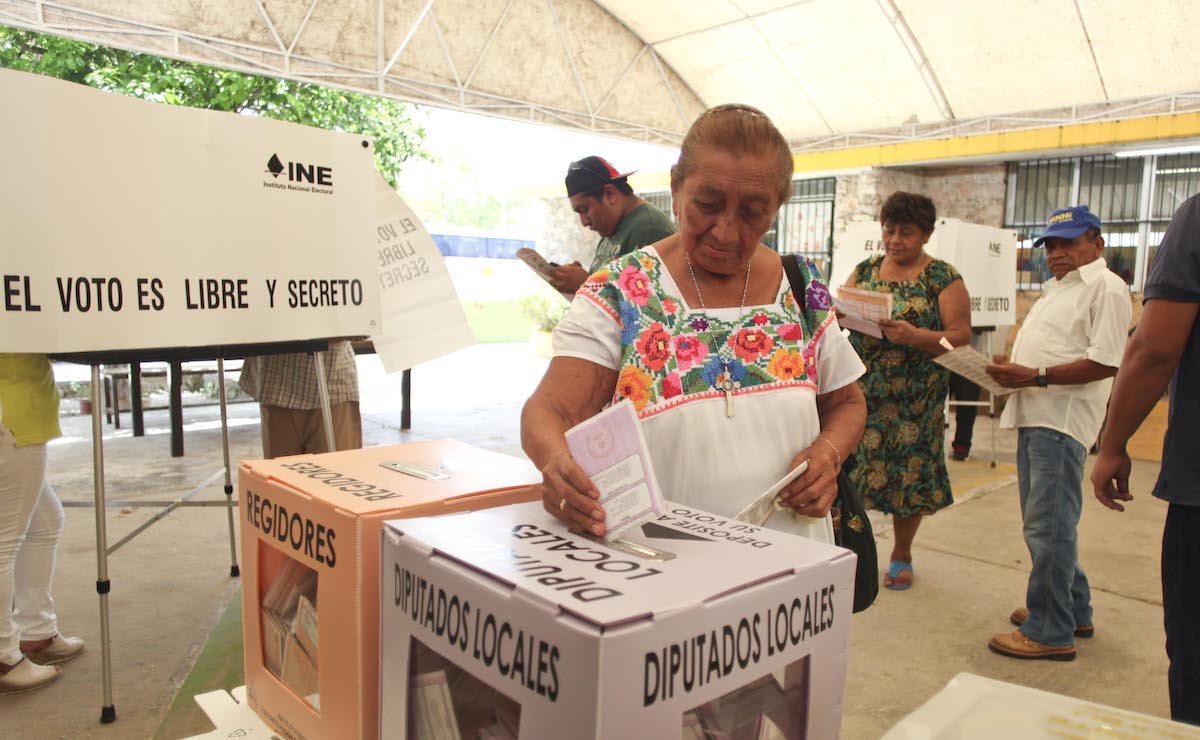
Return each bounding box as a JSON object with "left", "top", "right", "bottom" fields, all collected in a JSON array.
[
  {"left": 1091, "top": 194, "right": 1200, "bottom": 724},
  {"left": 548, "top": 156, "right": 676, "bottom": 295},
  {"left": 984, "top": 205, "right": 1132, "bottom": 661}
]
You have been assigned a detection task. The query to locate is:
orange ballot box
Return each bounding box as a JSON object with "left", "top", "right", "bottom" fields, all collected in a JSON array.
[
  {"left": 239, "top": 440, "right": 540, "bottom": 740},
  {"left": 381, "top": 501, "right": 857, "bottom": 740}
]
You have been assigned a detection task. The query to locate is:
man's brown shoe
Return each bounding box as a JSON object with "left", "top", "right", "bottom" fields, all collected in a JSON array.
[
  {"left": 988, "top": 630, "right": 1076, "bottom": 661},
  {"left": 1010, "top": 607, "right": 1094, "bottom": 638}
]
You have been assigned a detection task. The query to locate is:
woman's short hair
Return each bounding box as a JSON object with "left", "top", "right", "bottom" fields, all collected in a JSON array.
[
  {"left": 670, "top": 104, "right": 793, "bottom": 206},
  {"left": 880, "top": 192, "right": 937, "bottom": 234}
]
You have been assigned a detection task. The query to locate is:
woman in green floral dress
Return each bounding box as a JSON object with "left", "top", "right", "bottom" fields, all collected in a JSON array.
[{"left": 847, "top": 192, "right": 972, "bottom": 590}]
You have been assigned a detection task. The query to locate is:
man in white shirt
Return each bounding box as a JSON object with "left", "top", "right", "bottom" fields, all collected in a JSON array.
[{"left": 984, "top": 205, "right": 1132, "bottom": 661}]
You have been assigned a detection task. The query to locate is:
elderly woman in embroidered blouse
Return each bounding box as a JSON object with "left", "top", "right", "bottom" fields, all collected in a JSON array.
[{"left": 521, "top": 104, "right": 867, "bottom": 543}]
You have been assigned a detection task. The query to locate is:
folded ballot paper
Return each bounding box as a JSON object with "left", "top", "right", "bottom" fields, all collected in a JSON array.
[
  {"left": 565, "top": 400, "right": 666, "bottom": 541},
  {"left": 734, "top": 461, "right": 809, "bottom": 527},
  {"left": 933, "top": 337, "right": 1018, "bottom": 397},
  {"left": 407, "top": 645, "right": 522, "bottom": 740},
  {"left": 684, "top": 670, "right": 809, "bottom": 740},
  {"left": 260, "top": 559, "right": 320, "bottom": 705}
]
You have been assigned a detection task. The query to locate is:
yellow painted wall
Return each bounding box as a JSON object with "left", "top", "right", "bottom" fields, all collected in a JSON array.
[{"left": 793, "top": 112, "right": 1200, "bottom": 173}]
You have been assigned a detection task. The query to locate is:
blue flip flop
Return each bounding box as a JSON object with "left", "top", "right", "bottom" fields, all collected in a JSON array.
[{"left": 886, "top": 561, "right": 914, "bottom": 591}]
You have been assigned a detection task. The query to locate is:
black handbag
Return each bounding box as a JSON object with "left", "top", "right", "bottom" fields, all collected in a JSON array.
[{"left": 781, "top": 254, "right": 879, "bottom": 613}]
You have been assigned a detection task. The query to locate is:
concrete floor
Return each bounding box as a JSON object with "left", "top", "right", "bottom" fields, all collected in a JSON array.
[{"left": 0, "top": 343, "right": 1178, "bottom": 738}]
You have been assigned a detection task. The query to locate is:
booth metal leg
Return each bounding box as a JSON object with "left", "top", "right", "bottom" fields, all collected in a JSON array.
[
  {"left": 217, "top": 358, "right": 240, "bottom": 578},
  {"left": 401, "top": 368, "right": 412, "bottom": 430},
  {"left": 130, "top": 361, "right": 144, "bottom": 437},
  {"left": 990, "top": 410, "right": 998, "bottom": 468},
  {"left": 103, "top": 374, "right": 121, "bottom": 429},
  {"left": 90, "top": 366, "right": 117, "bottom": 724},
  {"left": 987, "top": 332, "right": 997, "bottom": 468},
  {"left": 169, "top": 360, "right": 184, "bottom": 457},
  {"left": 313, "top": 351, "right": 336, "bottom": 453}
]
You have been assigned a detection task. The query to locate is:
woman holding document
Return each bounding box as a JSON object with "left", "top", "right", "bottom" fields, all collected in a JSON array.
[
  {"left": 844, "top": 192, "right": 971, "bottom": 590},
  {"left": 521, "top": 104, "right": 867, "bottom": 544}
]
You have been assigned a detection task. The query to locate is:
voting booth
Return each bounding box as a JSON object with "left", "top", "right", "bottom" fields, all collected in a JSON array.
[
  {"left": 381, "top": 501, "right": 856, "bottom": 740},
  {"left": 0, "top": 67, "right": 474, "bottom": 723},
  {"left": 239, "top": 440, "right": 540, "bottom": 740}
]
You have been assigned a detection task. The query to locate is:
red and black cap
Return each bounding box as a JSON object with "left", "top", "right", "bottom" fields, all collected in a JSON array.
[{"left": 565, "top": 156, "right": 636, "bottom": 197}]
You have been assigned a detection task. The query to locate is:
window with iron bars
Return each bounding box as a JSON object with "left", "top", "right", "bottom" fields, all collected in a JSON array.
[
  {"left": 1006, "top": 153, "right": 1200, "bottom": 291},
  {"left": 638, "top": 177, "right": 837, "bottom": 279}
]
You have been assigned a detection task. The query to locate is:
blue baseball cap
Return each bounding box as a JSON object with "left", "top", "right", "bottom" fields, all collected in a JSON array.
[{"left": 1033, "top": 205, "right": 1102, "bottom": 247}]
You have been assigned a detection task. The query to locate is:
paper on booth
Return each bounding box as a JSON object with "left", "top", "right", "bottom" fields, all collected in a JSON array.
[
  {"left": 370, "top": 175, "right": 476, "bottom": 373},
  {"left": 565, "top": 400, "right": 665, "bottom": 540}
]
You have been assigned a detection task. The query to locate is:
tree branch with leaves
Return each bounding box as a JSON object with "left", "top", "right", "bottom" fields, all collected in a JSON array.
[{"left": 0, "top": 25, "right": 430, "bottom": 187}]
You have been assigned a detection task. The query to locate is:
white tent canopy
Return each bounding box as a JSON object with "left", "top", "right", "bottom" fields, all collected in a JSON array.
[{"left": 4, "top": 0, "right": 1200, "bottom": 148}]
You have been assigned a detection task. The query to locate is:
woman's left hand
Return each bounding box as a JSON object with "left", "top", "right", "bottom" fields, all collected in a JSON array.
[
  {"left": 876, "top": 318, "right": 918, "bottom": 346},
  {"left": 776, "top": 441, "right": 840, "bottom": 518}
]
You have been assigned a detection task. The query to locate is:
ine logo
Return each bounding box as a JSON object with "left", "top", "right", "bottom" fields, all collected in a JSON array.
[
  {"left": 987, "top": 241, "right": 1003, "bottom": 257},
  {"left": 264, "top": 153, "right": 334, "bottom": 187}
]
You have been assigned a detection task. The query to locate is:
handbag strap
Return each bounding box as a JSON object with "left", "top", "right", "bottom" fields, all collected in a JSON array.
[
  {"left": 780, "top": 253, "right": 858, "bottom": 474},
  {"left": 780, "top": 253, "right": 813, "bottom": 336}
]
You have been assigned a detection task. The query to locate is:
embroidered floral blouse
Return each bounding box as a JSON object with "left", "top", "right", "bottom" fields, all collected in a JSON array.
[{"left": 553, "top": 247, "right": 865, "bottom": 543}]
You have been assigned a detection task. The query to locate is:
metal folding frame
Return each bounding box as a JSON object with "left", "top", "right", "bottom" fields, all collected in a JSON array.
[{"left": 54, "top": 340, "right": 329, "bottom": 724}]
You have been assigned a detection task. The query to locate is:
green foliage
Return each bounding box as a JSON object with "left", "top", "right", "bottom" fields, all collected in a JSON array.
[
  {"left": 517, "top": 290, "right": 569, "bottom": 333},
  {"left": 0, "top": 25, "right": 429, "bottom": 186}
]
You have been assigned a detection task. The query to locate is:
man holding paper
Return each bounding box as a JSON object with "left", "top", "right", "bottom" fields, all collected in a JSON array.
[
  {"left": 985, "top": 205, "right": 1132, "bottom": 661},
  {"left": 546, "top": 156, "right": 676, "bottom": 295}
]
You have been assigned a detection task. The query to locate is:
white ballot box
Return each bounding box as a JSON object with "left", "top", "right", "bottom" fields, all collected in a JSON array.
[
  {"left": 882, "top": 673, "right": 1199, "bottom": 739},
  {"left": 380, "top": 501, "right": 857, "bottom": 739}
]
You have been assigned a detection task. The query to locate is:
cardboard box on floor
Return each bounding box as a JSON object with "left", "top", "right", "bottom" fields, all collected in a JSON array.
[
  {"left": 381, "top": 501, "right": 857, "bottom": 740},
  {"left": 239, "top": 440, "right": 541, "bottom": 740}
]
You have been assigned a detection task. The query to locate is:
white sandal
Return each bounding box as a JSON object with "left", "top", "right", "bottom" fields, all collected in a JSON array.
[
  {"left": 22, "top": 634, "right": 85, "bottom": 666},
  {"left": 0, "top": 657, "right": 60, "bottom": 695}
]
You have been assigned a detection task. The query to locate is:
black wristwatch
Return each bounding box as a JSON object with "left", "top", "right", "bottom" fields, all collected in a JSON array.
[{"left": 1035, "top": 367, "right": 1049, "bottom": 387}]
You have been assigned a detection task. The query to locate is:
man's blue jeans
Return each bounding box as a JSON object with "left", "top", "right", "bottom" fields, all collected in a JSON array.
[{"left": 1017, "top": 427, "right": 1092, "bottom": 647}]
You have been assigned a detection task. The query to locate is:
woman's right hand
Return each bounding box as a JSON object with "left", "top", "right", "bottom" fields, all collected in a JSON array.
[{"left": 539, "top": 450, "right": 607, "bottom": 535}]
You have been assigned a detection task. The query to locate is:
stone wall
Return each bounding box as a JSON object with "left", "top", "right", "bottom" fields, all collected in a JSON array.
[
  {"left": 833, "top": 164, "right": 1007, "bottom": 235},
  {"left": 832, "top": 164, "right": 1144, "bottom": 364}
]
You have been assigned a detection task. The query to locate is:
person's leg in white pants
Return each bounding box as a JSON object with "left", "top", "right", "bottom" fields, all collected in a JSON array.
[
  {"left": 15, "top": 475, "right": 64, "bottom": 646},
  {"left": 0, "top": 433, "right": 64, "bottom": 667}
]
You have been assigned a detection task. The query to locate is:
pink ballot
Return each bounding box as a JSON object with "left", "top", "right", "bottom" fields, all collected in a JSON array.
[{"left": 565, "top": 400, "right": 666, "bottom": 540}]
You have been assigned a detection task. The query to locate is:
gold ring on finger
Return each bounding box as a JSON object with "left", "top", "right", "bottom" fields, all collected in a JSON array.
[{"left": 559, "top": 498, "right": 569, "bottom": 512}]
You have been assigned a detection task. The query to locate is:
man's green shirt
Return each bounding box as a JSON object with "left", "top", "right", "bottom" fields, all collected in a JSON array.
[{"left": 588, "top": 202, "right": 676, "bottom": 273}]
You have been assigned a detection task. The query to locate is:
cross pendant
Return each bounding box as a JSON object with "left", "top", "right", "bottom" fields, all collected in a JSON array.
[{"left": 721, "top": 378, "right": 736, "bottom": 418}]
